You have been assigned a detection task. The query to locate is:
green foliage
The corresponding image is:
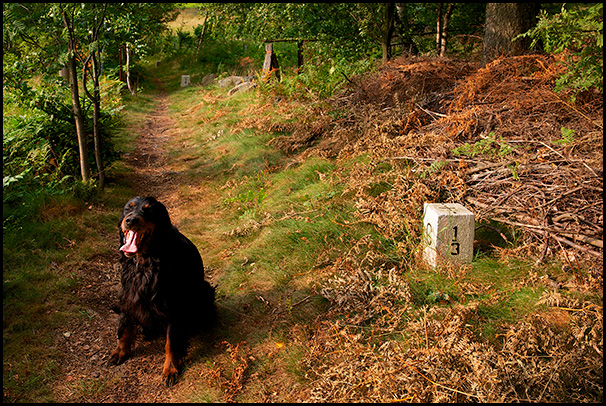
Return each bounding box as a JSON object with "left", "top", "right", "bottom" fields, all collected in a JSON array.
[
  {"left": 451, "top": 132, "right": 515, "bottom": 158},
  {"left": 261, "top": 56, "right": 376, "bottom": 100},
  {"left": 3, "top": 78, "right": 121, "bottom": 203},
  {"left": 3, "top": 2, "right": 178, "bottom": 200},
  {"left": 419, "top": 160, "right": 448, "bottom": 179},
  {"left": 517, "top": 3, "right": 603, "bottom": 100},
  {"left": 201, "top": 3, "right": 379, "bottom": 63},
  {"left": 508, "top": 161, "right": 521, "bottom": 181},
  {"left": 223, "top": 184, "right": 267, "bottom": 221},
  {"left": 553, "top": 126, "right": 576, "bottom": 145}
]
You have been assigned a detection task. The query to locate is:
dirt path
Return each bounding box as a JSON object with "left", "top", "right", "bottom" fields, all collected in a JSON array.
[
  {"left": 123, "top": 79, "right": 178, "bottom": 200},
  {"left": 52, "top": 79, "right": 195, "bottom": 403},
  {"left": 52, "top": 75, "right": 308, "bottom": 403}
]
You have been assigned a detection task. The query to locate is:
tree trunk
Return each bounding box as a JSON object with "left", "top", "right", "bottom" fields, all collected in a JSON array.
[
  {"left": 83, "top": 3, "right": 107, "bottom": 189},
  {"left": 436, "top": 3, "right": 454, "bottom": 57},
  {"left": 196, "top": 9, "right": 209, "bottom": 56},
  {"left": 93, "top": 57, "right": 104, "bottom": 189},
  {"left": 297, "top": 40, "right": 304, "bottom": 72},
  {"left": 118, "top": 45, "right": 123, "bottom": 81},
  {"left": 381, "top": 3, "right": 395, "bottom": 64},
  {"left": 126, "top": 43, "right": 136, "bottom": 96},
  {"left": 482, "top": 3, "right": 540, "bottom": 65},
  {"left": 84, "top": 52, "right": 105, "bottom": 189},
  {"left": 394, "top": 4, "right": 418, "bottom": 56},
  {"left": 436, "top": 3, "right": 443, "bottom": 54},
  {"left": 62, "top": 7, "right": 90, "bottom": 183},
  {"left": 440, "top": 4, "right": 454, "bottom": 56}
]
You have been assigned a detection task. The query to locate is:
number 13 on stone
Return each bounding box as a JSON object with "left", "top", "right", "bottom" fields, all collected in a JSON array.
[{"left": 422, "top": 203, "right": 474, "bottom": 268}]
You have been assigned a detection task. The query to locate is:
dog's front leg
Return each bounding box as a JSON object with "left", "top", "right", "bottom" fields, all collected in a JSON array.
[
  {"left": 110, "top": 314, "right": 137, "bottom": 365},
  {"left": 162, "top": 324, "right": 185, "bottom": 386}
]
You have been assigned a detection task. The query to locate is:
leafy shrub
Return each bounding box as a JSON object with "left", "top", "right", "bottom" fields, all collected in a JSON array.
[
  {"left": 3, "top": 78, "right": 121, "bottom": 202},
  {"left": 261, "top": 56, "right": 376, "bottom": 101},
  {"left": 518, "top": 4, "right": 603, "bottom": 100}
]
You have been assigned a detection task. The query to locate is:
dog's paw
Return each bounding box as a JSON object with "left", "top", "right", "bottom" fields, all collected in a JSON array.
[
  {"left": 162, "top": 366, "right": 179, "bottom": 387},
  {"left": 162, "top": 358, "right": 180, "bottom": 386},
  {"left": 109, "top": 348, "right": 129, "bottom": 366}
]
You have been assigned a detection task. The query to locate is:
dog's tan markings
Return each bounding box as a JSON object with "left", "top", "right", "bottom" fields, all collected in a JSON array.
[
  {"left": 162, "top": 331, "right": 181, "bottom": 386},
  {"left": 109, "top": 324, "right": 137, "bottom": 365}
]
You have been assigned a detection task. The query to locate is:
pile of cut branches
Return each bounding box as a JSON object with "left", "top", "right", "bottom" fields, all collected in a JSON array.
[
  {"left": 246, "top": 54, "right": 604, "bottom": 403},
  {"left": 446, "top": 55, "right": 603, "bottom": 272},
  {"left": 264, "top": 54, "right": 603, "bottom": 279}
]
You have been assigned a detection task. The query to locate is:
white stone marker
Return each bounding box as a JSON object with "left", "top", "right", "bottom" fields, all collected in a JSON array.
[
  {"left": 423, "top": 203, "right": 475, "bottom": 268},
  {"left": 181, "top": 75, "right": 191, "bottom": 87}
]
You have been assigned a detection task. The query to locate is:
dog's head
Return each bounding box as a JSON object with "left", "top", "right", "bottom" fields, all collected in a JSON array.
[{"left": 119, "top": 196, "right": 171, "bottom": 258}]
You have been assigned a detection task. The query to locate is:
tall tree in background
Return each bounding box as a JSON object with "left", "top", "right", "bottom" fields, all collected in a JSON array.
[
  {"left": 82, "top": 3, "right": 108, "bottom": 189},
  {"left": 381, "top": 3, "right": 396, "bottom": 63},
  {"left": 394, "top": 3, "right": 419, "bottom": 56},
  {"left": 349, "top": 3, "right": 397, "bottom": 64},
  {"left": 482, "top": 3, "right": 540, "bottom": 65}
]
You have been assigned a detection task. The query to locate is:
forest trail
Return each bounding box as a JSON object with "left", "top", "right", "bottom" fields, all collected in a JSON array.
[
  {"left": 52, "top": 78, "right": 204, "bottom": 403},
  {"left": 47, "top": 56, "right": 602, "bottom": 402},
  {"left": 123, "top": 78, "right": 177, "bottom": 201}
]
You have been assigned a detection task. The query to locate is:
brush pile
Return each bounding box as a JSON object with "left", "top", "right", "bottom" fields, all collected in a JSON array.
[
  {"left": 270, "top": 54, "right": 603, "bottom": 279},
  {"left": 262, "top": 54, "right": 603, "bottom": 402}
]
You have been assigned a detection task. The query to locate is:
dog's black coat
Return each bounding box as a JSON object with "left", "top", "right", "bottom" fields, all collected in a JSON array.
[{"left": 110, "top": 196, "right": 215, "bottom": 385}]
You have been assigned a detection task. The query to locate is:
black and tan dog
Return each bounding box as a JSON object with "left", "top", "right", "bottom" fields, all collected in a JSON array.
[{"left": 110, "top": 196, "right": 215, "bottom": 385}]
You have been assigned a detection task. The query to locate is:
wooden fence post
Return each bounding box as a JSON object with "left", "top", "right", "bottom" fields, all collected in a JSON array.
[{"left": 262, "top": 42, "right": 280, "bottom": 82}]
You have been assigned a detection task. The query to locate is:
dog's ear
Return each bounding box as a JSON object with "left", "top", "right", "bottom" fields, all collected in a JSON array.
[{"left": 143, "top": 196, "right": 172, "bottom": 229}]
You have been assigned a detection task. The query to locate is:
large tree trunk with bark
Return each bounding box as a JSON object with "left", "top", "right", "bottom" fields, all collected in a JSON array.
[{"left": 482, "top": 3, "right": 540, "bottom": 65}]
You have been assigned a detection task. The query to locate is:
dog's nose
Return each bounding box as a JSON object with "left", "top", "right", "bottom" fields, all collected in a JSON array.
[{"left": 125, "top": 216, "right": 139, "bottom": 227}]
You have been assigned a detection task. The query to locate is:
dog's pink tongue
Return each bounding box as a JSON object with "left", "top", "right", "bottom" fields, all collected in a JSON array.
[{"left": 120, "top": 230, "right": 138, "bottom": 254}]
